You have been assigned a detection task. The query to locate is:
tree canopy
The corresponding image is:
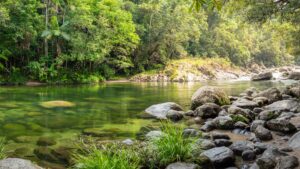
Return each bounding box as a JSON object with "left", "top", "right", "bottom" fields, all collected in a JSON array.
[{"left": 0, "top": 0, "right": 299, "bottom": 84}]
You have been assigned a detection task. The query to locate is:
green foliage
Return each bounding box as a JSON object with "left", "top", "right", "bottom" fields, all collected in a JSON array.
[
  {"left": 73, "top": 143, "right": 140, "bottom": 169},
  {"left": 0, "top": 0, "right": 299, "bottom": 83},
  {"left": 230, "top": 114, "right": 249, "bottom": 124},
  {"left": 148, "top": 122, "right": 197, "bottom": 167}
]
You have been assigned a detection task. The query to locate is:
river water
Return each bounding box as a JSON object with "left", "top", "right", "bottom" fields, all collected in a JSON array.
[{"left": 0, "top": 80, "right": 296, "bottom": 167}]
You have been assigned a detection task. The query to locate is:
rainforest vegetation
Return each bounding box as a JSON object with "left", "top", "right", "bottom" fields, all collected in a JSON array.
[{"left": 0, "top": 0, "right": 299, "bottom": 84}]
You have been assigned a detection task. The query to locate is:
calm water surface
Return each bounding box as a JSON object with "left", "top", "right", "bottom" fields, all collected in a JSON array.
[{"left": 0, "top": 80, "right": 295, "bottom": 166}]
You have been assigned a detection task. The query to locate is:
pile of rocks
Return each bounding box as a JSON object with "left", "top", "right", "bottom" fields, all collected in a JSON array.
[{"left": 145, "top": 84, "right": 300, "bottom": 168}]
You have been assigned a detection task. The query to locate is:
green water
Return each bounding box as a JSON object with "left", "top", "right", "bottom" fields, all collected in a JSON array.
[{"left": 0, "top": 80, "right": 295, "bottom": 167}]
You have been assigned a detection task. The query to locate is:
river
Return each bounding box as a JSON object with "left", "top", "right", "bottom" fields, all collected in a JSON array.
[{"left": 0, "top": 79, "right": 296, "bottom": 167}]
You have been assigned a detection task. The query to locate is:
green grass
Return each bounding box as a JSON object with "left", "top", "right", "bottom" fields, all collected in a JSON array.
[
  {"left": 148, "top": 122, "right": 198, "bottom": 168},
  {"left": 73, "top": 143, "right": 140, "bottom": 169},
  {"left": 0, "top": 138, "right": 6, "bottom": 160}
]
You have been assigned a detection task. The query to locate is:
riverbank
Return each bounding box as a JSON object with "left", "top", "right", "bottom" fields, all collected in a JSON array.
[{"left": 131, "top": 58, "right": 300, "bottom": 82}]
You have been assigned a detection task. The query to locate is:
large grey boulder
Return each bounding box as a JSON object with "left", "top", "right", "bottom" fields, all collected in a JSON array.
[
  {"left": 288, "top": 131, "right": 300, "bottom": 149},
  {"left": 266, "top": 119, "right": 297, "bottom": 133},
  {"left": 251, "top": 72, "right": 273, "bottom": 81},
  {"left": 166, "top": 162, "right": 200, "bottom": 169},
  {"left": 254, "top": 87, "right": 282, "bottom": 103},
  {"left": 0, "top": 158, "right": 43, "bottom": 169},
  {"left": 191, "top": 86, "right": 230, "bottom": 110},
  {"left": 200, "top": 147, "right": 235, "bottom": 167},
  {"left": 264, "top": 99, "right": 300, "bottom": 112},
  {"left": 145, "top": 102, "right": 183, "bottom": 119}
]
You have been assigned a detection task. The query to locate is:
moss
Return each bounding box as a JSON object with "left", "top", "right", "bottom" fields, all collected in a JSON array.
[{"left": 230, "top": 114, "right": 250, "bottom": 123}]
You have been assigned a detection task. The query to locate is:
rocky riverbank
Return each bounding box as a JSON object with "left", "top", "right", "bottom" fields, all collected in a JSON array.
[
  {"left": 144, "top": 83, "right": 300, "bottom": 168},
  {"left": 131, "top": 57, "right": 300, "bottom": 82}
]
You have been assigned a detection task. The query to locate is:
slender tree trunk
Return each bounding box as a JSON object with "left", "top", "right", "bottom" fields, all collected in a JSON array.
[{"left": 45, "top": 0, "right": 49, "bottom": 59}]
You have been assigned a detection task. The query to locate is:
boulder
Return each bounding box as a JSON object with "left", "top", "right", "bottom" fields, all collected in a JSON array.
[
  {"left": 251, "top": 72, "right": 273, "bottom": 81},
  {"left": 200, "top": 121, "right": 216, "bottom": 132},
  {"left": 283, "top": 83, "right": 300, "bottom": 98},
  {"left": 244, "top": 87, "right": 259, "bottom": 97},
  {"left": 254, "top": 125, "right": 272, "bottom": 141},
  {"left": 194, "top": 103, "right": 221, "bottom": 118},
  {"left": 254, "top": 87, "right": 281, "bottom": 103},
  {"left": 288, "top": 71, "right": 300, "bottom": 80},
  {"left": 214, "top": 139, "right": 232, "bottom": 147},
  {"left": 264, "top": 99, "right": 300, "bottom": 112},
  {"left": 212, "top": 116, "right": 234, "bottom": 130},
  {"left": 234, "top": 121, "right": 248, "bottom": 129},
  {"left": 229, "top": 141, "right": 254, "bottom": 155},
  {"left": 145, "top": 102, "right": 183, "bottom": 119},
  {"left": 250, "top": 120, "right": 265, "bottom": 132},
  {"left": 288, "top": 131, "right": 300, "bottom": 148},
  {"left": 212, "top": 132, "right": 230, "bottom": 140},
  {"left": 228, "top": 106, "right": 254, "bottom": 120},
  {"left": 166, "top": 110, "right": 184, "bottom": 121},
  {"left": 242, "top": 150, "right": 256, "bottom": 161},
  {"left": 277, "top": 156, "right": 299, "bottom": 169},
  {"left": 166, "top": 162, "right": 200, "bottom": 169},
  {"left": 191, "top": 86, "right": 230, "bottom": 110},
  {"left": 253, "top": 97, "right": 269, "bottom": 106},
  {"left": 266, "top": 119, "right": 297, "bottom": 133},
  {"left": 258, "top": 110, "right": 280, "bottom": 121},
  {"left": 200, "top": 147, "right": 235, "bottom": 167},
  {"left": 232, "top": 99, "right": 259, "bottom": 109},
  {"left": 194, "top": 139, "right": 216, "bottom": 150},
  {"left": 256, "top": 156, "right": 276, "bottom": 169},
  {"left": 145, "top": 131, "right": 163, "bottom": 140},
  {"left": 182, "top": 128, "right": 200, "bottom": 137},
  {"left": 0, "top": 158, "right": 43, "bottom": 169}
]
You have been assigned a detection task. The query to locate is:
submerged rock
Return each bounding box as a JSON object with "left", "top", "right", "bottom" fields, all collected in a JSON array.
[
  {"left": 39, "top": 100, "right": 75, "bottom": 108},
  {"left": 200, "top": 147, "right": 235, "bottom": 167},
  {"left": 0, "top": 158, "right": 43, "bottom": 169},
  {"left": 37, "top": 137, "right": 56, "bottom": 146},
  {"left": 251, "top": 72, "right": 273, "bottom": 81},
  {"left": 191, "top": 86, "right": 230, "bottom": 110},
  {"left": 145, "top": 102, "right": 183, "bottom": 119}
]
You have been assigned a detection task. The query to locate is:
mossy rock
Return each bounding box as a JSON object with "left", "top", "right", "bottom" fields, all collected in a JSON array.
[
  {"left": 82, "top": 128, "right": 116, "bottom": 137},
  {"left": 230, "top": 114, "right": 250, "bottom": 124},
  {"left": 191, "top": 86, "right": 230, "bottom": 110},
  {"left": 39, "top": 100, "right": 75, "bottom": 108}
]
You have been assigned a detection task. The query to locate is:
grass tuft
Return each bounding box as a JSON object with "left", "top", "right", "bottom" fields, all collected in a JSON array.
[
  {"left": 148, "top": 121, "right": 198, "bottom": 167},
  {"left": 72, "top": 142, "right": 140, "bottom": 169}
]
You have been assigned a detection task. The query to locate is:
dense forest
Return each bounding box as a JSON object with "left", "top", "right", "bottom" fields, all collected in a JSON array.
[{"left": 0, "top": 0, "right": 299, "bottom": 84}]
